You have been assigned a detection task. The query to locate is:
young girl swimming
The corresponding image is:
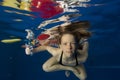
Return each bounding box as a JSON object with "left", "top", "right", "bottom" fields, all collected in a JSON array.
[{"left": 25, "top": 21, "right": 91, "bottom": 80}]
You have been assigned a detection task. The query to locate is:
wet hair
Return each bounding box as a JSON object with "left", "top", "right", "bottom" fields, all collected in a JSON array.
[
  {"left": 58, "top": 30, "right": 91, "bottom": 44},
  {"left": 58, "top": 21, "right": 90, "bottom": 33},
  {"left": 58, "top": 31, "right": 80, "bottom": 44},
  {"left": 16, "top": 0, "right": 21, "bottom": 3}
]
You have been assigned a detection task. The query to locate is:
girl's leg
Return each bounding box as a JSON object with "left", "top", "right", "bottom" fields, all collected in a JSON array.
[
  {"left": 42, "top": 57, "right": 79, "bottom": 73},
  {"left": 42, "top": 57, "right": 59, "bottom": 72}
]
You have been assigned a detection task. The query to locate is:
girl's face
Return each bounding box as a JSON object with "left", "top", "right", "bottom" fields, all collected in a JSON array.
[{"left": 60, "top": 34, "right": 78, "bottom": 58}]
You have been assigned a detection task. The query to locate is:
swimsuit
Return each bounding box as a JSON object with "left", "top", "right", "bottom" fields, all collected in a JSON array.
[{"left": 59, "top": 51, "right": 79, "bottom": 66}]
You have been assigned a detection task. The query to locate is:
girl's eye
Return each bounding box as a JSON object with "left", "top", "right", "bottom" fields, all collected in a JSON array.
[
  {"left": 71, "top": 42, "right": 76, "bottom": 44},
  {"left": 63, "top": 43, "right": 67, "bottom": 45}
]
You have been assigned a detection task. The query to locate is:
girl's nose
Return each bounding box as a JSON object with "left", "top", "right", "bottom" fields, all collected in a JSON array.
[{"left": 67, "top": 43, "right": 72, "bottom": 49}]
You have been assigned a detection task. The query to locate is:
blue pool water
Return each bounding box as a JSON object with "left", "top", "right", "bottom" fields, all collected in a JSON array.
[{"left": 0, "top": 0, "right": 120, "bottom": 80}]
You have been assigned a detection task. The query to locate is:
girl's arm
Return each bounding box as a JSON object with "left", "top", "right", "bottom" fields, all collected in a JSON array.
[
  {"left": 25, "top": 45, "right": 60, "bottom": 56},
  {"left": 42, "top": 56, "right": 80, "bottom": 74},
  {"left": 79, "top": 41, "right": 89, "bottom": 54},
  {"left": 77, "top": 41, "right": 89, "bottom": 63}
]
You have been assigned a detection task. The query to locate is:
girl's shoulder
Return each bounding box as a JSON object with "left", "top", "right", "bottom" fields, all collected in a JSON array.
[
  {"left": 54, "top": 49, "right": 63, "bottom": 61},
  {"left": 47, "top": 46, "right": 62, "bottom": 56}
]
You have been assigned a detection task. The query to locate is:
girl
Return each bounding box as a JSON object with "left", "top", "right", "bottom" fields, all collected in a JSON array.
[{"left": 25, "top": 22, "right": 91, "bottom": 80}]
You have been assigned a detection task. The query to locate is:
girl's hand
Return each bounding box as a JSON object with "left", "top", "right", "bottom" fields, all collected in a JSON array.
[{"left": 25, "top": 47, "right": 33, "bottom": 55}]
